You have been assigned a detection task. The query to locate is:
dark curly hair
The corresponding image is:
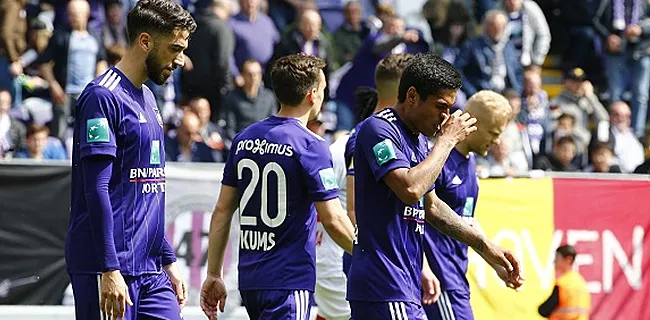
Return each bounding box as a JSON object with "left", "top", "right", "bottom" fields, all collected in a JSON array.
[
  {"left": 126, "top": 0, "right": 197, "bottom": 44},
  {"left": 397, "top": 53, "right": 461, "bottom": 103},
  {"left": 270, "top": 53, "right": 327, "bottom": 106}
]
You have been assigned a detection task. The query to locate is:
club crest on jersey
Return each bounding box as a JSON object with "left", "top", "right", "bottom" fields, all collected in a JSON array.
[
  {"left": 318, "top": 168, "right": 338, "bottom": 190},
  {"left": 152, "top": 106, "right": 163, "bottom": 127},
  {"left": 87, "top": 118, "right": 110, "bottom": 143},
  {"left": 373, "top": 139, "right": 397, "bottom": 166}
]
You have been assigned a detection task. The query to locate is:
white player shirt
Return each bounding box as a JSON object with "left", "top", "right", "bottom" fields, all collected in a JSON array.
[{"left": 316, "top": 134, "right": 349, "bottom": 279}]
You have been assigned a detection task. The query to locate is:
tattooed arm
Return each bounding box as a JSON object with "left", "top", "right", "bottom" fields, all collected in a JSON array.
[{"left": 424, "top": 190, "right": 523, "bottom": 283}]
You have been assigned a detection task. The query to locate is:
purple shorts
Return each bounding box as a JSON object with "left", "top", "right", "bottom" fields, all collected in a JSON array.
[
  {"left": 424, "top": 290, "right": 474, "bottom": 320},
  {"left": 349, "top": 300, "right": 427, "bottom": 320},
  {"left": 240, "top": 289, "right": 313, "bottom": 320},
  {"left": 69, "top": 272, "right": 182, "bottom": 320}
]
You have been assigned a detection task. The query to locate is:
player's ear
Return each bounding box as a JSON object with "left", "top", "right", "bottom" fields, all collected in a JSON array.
[
  {"left": 138, "top": 32, "right": 154, "bottom": 52},
  {"left": 407, "top": 86, "right": 418, "bottom": 106},
  {"left": 307, "top": 87, "right": 317, "bottom": 105}
]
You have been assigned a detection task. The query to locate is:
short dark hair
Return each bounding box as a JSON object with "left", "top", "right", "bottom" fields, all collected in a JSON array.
[
  {"left": 26, "top": 124, "right": 50, "bottom": 138},
  {"left": 270, "top": 53, "right": 327, "bottom": 106},
  {"left": 397, "top": 53, "right": 462, "bottom": 103},
  {"left": 590, "top": 141, "right": 612, "bottom": 155},
  {"left": 375, "top": 53, "right": 414, "bottom": 85},
  {"left": 126, "top": 0, "right": 197, "bottom": 45},
  {"left": 556, "top": 244, "right": 577, "bottom": 263},
  {"left": 555, "top": 135, "right": 576, "bottom": 147},
  {"left": 557, "top": 112, "right": 576, "bottom": 126}
]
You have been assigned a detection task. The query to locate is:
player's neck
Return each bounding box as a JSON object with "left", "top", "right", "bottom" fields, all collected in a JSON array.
[
  {"left": 373, "top": 97, "right": 396, "bottom": 113},
  {"left": 455, "top": 142, "right": 471, "bottom": 157},
  {"left": 393, "top": 103, "right": 417, "bottom": 134},
  {"left": 115, "top": 53, "right": 148, "bottom": 88},
  {"left": 276, "top": 105, "right": 311, "bottom": 126}
]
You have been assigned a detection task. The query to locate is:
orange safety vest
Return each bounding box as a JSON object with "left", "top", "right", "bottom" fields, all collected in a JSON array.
[{"left": 550, "top": 270, "right": 591, "bottom": 320}]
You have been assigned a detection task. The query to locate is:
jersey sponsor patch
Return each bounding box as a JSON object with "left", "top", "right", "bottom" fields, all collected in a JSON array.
[
  {"left": 319, "top": 168, "right": 338, "bottom": 190},
  {"left": 462, "top": 197, "right": 475, "bottom": 217},
  {"left": 150, "top": 140, "right": 161, "bottom": 165},
  {"left": 86, "top": 118, "right": 110, "bottom": 143},
  {"left": 372, "top": 139, "right": 397, "bottom": 166}
]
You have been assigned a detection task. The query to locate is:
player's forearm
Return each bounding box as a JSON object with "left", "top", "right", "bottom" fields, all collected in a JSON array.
[
  {"left": 425, "top": 197, "right": 487, "bottom": 253},
  {"left": 82, "top": 156, "right": 120, "bottom": 271},
  {"left": 323, "top": 212, "right": 355, "bottom": 254},
  {"left": 404, "top": 139, "right": 455, "bottom": 200},
  {"left": 206, "top": 207, "right": 233, "bottom": 278}
]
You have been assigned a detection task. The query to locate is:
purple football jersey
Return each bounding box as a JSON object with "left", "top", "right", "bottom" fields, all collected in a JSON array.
[
  {"left": 67, "top": 67, "right": 173, "bottom": 275},
  {"left": 221, "top": 116, "right": 339, "bottom": 291},
  {"left": 424, "top": 149, "right": 479, "bottom": 292},
  {"left": 346, "top": 108, "right": 432, "bottom": 304}
]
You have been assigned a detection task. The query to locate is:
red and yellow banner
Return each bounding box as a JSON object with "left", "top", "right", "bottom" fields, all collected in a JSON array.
[{"left": 468, "top": 177, "right": 650, "bottom": 320}]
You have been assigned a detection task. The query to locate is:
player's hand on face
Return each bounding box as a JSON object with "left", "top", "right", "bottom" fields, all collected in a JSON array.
[
  {"left": 200, "top": 274, "right": 228, "bottom": 320},
  {"left": 101, "top": 270, "right": 133, "bottom": 320},
  {"left": 438, "top": 110, "right": 478, "bottom": 145},
  {"left": 481, "top": 243, "right": 524, "bottom": 291},
  {"left": 164, "top": 262, "right": 187, "bottom": 308},
  {"left": 421, "top": 266, "right": 441, "bottom": 304}
]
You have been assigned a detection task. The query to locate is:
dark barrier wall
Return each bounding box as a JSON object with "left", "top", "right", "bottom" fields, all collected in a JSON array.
[{"left": 0, "top": 162, "right": 71, "bottom": 305}]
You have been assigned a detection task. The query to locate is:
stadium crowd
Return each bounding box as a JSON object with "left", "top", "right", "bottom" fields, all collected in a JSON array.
[{"left": 1, "top": 0, "right": 650, "bottom": 176}]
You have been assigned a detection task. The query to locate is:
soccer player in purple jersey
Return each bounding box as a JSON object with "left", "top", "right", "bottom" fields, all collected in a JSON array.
[
  {"left": 343, "top": 53, "right": 442, "bottom": 306},
  {"left": 347, "top": 53, "right": 523, "bottom": 319},
  {"left": 65, "top": 1, "right": 196, "bottom": 319},
  {"left": 424, "top": 91, "right": 524, "bottom": 320},
  {"left": 200, "top": 53, "right": 355, "bottom": 320}
]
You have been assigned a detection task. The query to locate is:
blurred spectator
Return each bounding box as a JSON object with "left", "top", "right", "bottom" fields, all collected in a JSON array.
[
  {"left": 519, "top": 67, "right": 549, "bottom": 155},
  {"left": 455, "top": 10, "right": 522, "bottom": 98},
  {"left": 594, "top": 0, "right": 650, "bottom": 137},
  {"left": 0, "top": 0, "right": 28, "bottom": 108},
  {"left": 365, "top": 2, "right": 395, "bottom": 35},
  {"left": 47, "top": 0, "right": 106, "bottom": 37},
  {"left": 267, "top": 0, "right": 304, "bottom": 32},
  {"left": 500, "top": 0, "right": 551, "bottom": 69},
  {"left": 584, "top": 141, "right": 622, "bottom": 173},
  {"left": 633, "top": 143, "right": 650, "bottom": 173},
  {"left": 185, "top": 97, "right": 225, "bottom": 153},
  {"left": 229, "top": 0, "right": 280, "bottom": 85},
  {"left": 423, "top": 0, "right": 474, "bottom": 64},
  {"left": 13, "top": 123, "right": 67, "bottom": 160},
  {"left": 477, "top": 139, "right": 528, "bottom": 177},
  {"left": 540, "top": 112, "right": 588, "bottom": 169},
  {"left": 183, "top": 0, "right": 235, "bottom": 122},
  {"left": 268, "top": 9, "right": 334, "bottom": 97},
  {"left": 34, "top": 0, "right": 107, "bottom": 141},
  {"left": 533, "top": 135, "right": 579, "bottom": 172},
  {"left": 552, "top": 0, "right": 601, "bottom": 74},
  {"left": 501, "top": 88, "right": 533, "bottom": 169},
  {"left": 0, "top": 89, "right": 25, "bottom": 158},
  {"left": 103, "top": 0, "right": 128, "bottom": 66},
  {"left": 221, "top": 59, "right": 277, "bottom": 150},
  {"left": 550, "top": 67, "right": 609, "bottom": 145},
  {"left": 165, "top": 111, "right": 219, "bottom": 162},
  {"left": 335, "top": 14, "right": 428, "bottom": 129},
  {"left": 332, "top": 1, "right": 365, "bottom": 66},
  {"left": 600, "top": 101, "right": 644, "bottom": 172}
]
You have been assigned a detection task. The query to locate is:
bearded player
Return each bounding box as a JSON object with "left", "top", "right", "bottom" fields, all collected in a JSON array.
[{"left": 66, "top": 1, "right": 196, "bottom": 319}]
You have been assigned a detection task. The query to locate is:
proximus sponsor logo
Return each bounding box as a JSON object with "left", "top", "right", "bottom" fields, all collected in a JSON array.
[
  {"left": 235, "top": 139, "right": 294, "bottom": 157},
  {"left": 129, "top": 167, "right": 166, "bottom": 193}
]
